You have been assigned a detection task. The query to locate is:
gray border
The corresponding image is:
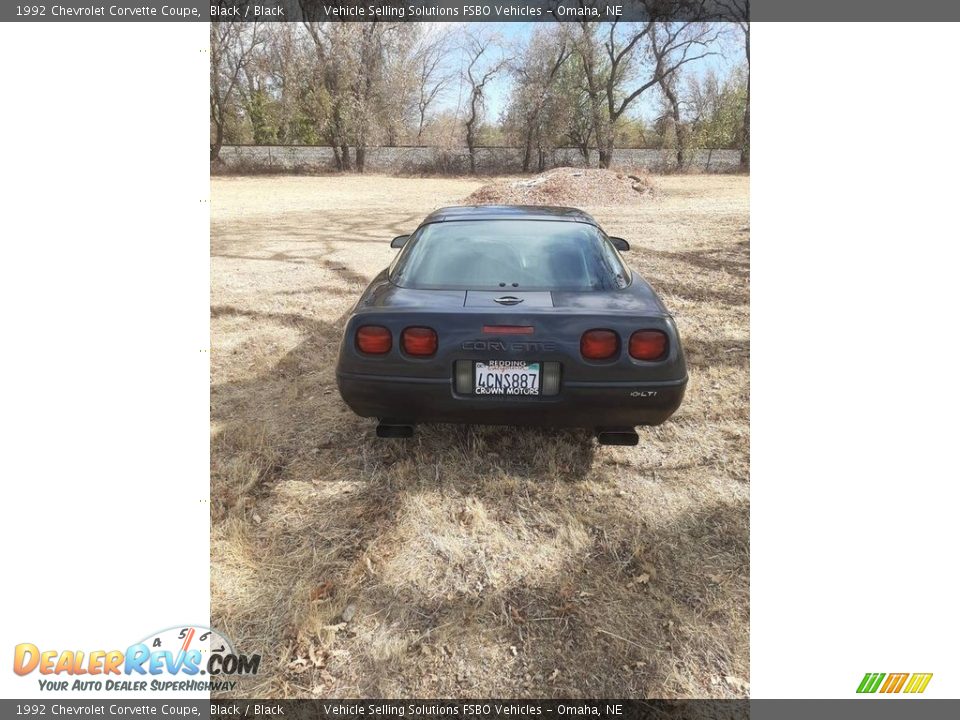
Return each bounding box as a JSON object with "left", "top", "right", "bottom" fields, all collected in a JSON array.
[
  {"left": 1, "top": 700, "right": 958, "bottom": 718},
  {"left": 3, "top": 0, "right": 960, "bottom": 22}
]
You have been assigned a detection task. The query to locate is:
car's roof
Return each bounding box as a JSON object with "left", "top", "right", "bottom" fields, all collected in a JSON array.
[{"left": 421, "top": 205, "right": 599, "bottom": 227}]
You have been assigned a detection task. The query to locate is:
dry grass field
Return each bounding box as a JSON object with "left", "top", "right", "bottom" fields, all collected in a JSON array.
[{"left": 210, "top": 173, "right": 749, "bottom": 699}]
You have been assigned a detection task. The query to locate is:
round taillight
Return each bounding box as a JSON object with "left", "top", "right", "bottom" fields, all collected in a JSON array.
[
  {"left": 356, "top": 325, "right": 391, "bottom": 354},
  {"left": 401, "top": 326, "right": 438, "bottom": 356},
  {"left": 629, "top": 330, "right": 668, "bottom": 361},
  {"left": 580, "top": 329, "right": 619, "bottom": 360}
]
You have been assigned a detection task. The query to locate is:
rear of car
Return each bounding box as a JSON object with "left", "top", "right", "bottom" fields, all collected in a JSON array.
[{"left": 335, "top": 208, "right": 687, "bottom": 441}]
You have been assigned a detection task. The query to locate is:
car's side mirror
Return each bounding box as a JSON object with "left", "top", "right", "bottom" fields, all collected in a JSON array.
[
  {"left": 609, "top": 236, "right": 630, "bottom": 251},
  {"left": 391, "top": 235, "right": 410, "bottom": 249}
]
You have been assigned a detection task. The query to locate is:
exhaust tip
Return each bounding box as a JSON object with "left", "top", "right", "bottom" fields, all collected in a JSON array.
[
  {"left": 596, "top": 427, "right": 639, "bottom": 446},
  {"left": 376, "top": 422, "right": 414, "bottom": 439}
]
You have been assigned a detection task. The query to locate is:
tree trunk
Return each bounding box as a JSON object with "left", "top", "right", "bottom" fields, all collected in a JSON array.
[
  {"left": 340, "top": 144, "right": 351, "bottom": 171},
  {"left": 674, "top": 105, "right": 686, "bottom": 169},
  {"left": 675, "top": 126, "right": 686, "bottom": 170},
  {"left": 417, "top": 110, "right": 427, "bottom": 144},
  {"left": 467, "top": 140, "right": 477, "bottom": 174},
  {"left": 210, "top": 120, "right": 224, "bottom": 162},
  {"left": 740, "top": 30, "right": 750, "bottom": 171},
  {"left": 659, "top": 75, "right": 685, "bottom": 170},
  {"left": 589, "top": 102, "right": 606, "bottom": 168},
  {"left": 328, "top": 133, "right": 344, "bottom": 172},
  {"left": 466, "top": 115, "right": 477, "bottom": 174},
  {"left": 522, "top": 126, "right": 533, "bottom": 173},
  {"left": 580, "top": 25, "right": 607, "bottom": 170},
  {"left": 598, "top": 133, "right": 614, "bottom": 169},
  {"left": 465, "top": 85, "right": 481, "bottom": 175},
  {"left": 355, "top": 145, "right": 366, "bottom": 173}
]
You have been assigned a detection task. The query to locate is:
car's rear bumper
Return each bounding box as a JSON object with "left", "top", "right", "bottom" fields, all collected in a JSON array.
[{"left": 336, "top": 371, "right": 687, "bottom": 428}]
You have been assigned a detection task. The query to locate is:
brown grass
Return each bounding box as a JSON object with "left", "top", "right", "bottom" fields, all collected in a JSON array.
[{"left": 211, "top": 174, "right": 749, "bottom": 699}]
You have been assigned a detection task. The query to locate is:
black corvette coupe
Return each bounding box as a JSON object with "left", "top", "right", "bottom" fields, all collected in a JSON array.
[{"left": 335, "top": 205, "right": 687, "bottom": 445}]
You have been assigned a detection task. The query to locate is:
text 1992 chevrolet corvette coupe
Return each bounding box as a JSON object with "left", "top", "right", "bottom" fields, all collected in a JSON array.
[{"left": 335, "top": 205, "right": 687, "bottom": 445}]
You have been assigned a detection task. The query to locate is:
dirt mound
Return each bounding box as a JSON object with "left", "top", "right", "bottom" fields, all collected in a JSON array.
[{"left": 464, "top": 167, "right": 653, "bottom": 207}]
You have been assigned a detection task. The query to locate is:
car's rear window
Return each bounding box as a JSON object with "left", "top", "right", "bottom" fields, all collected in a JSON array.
[{"left": 389, "top": 219, "right": 629, "bottom": 291}]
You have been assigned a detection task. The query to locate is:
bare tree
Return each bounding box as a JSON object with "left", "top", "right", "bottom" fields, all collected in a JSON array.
[
  {"left": 608, "top": 20, "right": 719, "bottom": 167},
  {"left": 237, "top": 27, "right": 278, "bottom": 145},
  {"left": 376, "top": 25, "right": 419, "bottom": 146},
  {"left": 350, "top": 23, "right": 383, "bottom": 172},
  {"left": 210, "top": 21, "right": 262, "bottom": 161},
  {"left": 533, "top": 44, "right": 595, "bottom": 163},
  {"left": 252, "top": 24, "right": 310, "bottom": 145},
  {"left": 573, "top": 13, "right": 720, "bottom": 168},
  {"left": 684, "top": 65, "right": 747, "bottom": 170},
  {"left": 566, "top": 97, "right": 594, "bottom": 162},
  {"left": 301, "top": 21, "right": 352, "bottom": 169},
  {"left": 211, "top": 15, "right": 737, "bottom": 174},
  {"left": 571, "top": 22, "right": 611, "bottom": 168},
  {"left": 510, "top": 27, "right": 573, "bottom": 172},
  {"left": 652, "top": 27, "right": 688, "bottom": 169},
  {"left": 461, "top": 31, "right": 508, "bottom": 174},
  {"left": 302, "top": 22, "right": 400, "bottom": 172},
  {"left": 718, "top": 0, "right": 750, "bottom": 169},
  {"left": 411, "top": 27, "right": 455, "bottom": 143},
  {"left": 302, "top": 21, "right": 382, "bottom": 171}
]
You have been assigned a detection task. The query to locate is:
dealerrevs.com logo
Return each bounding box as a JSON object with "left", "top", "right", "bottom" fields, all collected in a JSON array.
[
  {"left": 856, "top": 672, "right": 933, "bottom": 694},
  {"left": 13, "top": 625, "right": 260, "bottom": 693}
]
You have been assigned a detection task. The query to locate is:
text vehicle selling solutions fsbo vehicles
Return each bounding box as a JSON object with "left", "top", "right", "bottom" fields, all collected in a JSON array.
[{"left": 335, "top": 206, "right": 687, "bottom": 445}]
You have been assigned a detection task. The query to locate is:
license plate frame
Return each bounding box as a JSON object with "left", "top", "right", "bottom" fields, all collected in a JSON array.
[{"left": 474, "top": 360, "right": 541, "bottom": 397}]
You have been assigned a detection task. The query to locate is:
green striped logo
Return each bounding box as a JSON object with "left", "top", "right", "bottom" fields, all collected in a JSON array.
[
  {"left": 857, "top": 673, "right": 886, "bottom": 693},
  {"left": 857, "top": 672, "right": 932, "bottom": 694}
]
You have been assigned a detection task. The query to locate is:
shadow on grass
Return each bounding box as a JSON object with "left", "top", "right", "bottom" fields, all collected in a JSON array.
[
  {"left": 215, "top": 448, "right": 747, "bottom": 697},
  {"left": 210, "top": 227, "right": 748, "bottom": 697},
  {"left": 638, "top": 241, "right": 750, "bottom": 280},
  {"left": 211, "top": 210, "right": 424, "bottom": 262}
]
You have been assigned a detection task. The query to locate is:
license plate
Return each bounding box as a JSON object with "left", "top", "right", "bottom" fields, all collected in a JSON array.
[{"left": 475, "top": 361, "right": 540, "bottom": 396}]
